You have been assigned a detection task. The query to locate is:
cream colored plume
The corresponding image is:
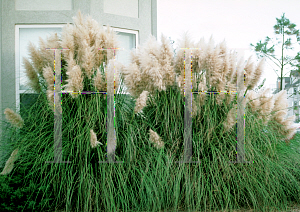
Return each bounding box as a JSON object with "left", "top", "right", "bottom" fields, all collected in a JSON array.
[
  {"left": 259, "top": 89, "right": 275, "bottom": 124},
  {"left": 94, "top": 67, "right": 107, "bottom": 92},
  {"left": 65, "top": 65, "right": 84, "bottom": 98},
  {"left": 81, "top": 39, "right": 95, "bottom": 79},
  {"left": 90, "top": 129, "right": 103, "bottom": 148},
  {"left": 22, "top": 57, "right": 41, "bottom": 93},
  {"left": 247, "top": 58, "right": 265, "bottom": 90},
  {"left": 27, "top": 41, "right": 45, "bottom": 76},
  {"left": 244, "top": 56, "right": 255, "bottom": 88},
  {"left": 223, "top": 108, "right": 236, "bottom": 132},
  {"left": 122, "top": 34, "right": 175, "bottom": 99},
  {"left": 61, "top": 23, "right": 75, "bottom": 61},
  {"left": 47, "top": 90, "right": 55, "bottom": 111},
  {"left": 134, "top": 90, "right": 150, "bottom": 114},
  {"left": 0, "top": 148, "right": 19, "bottom": 175},
  {"left": 43, "top": 66, "right": 54, "bottom": 90},
  {"left": 246, "top": 90, "right": 260, "bottom": 112},
  {"left": 106, "top": 59, "right": 121, "bottom": 94},
  {"left": 149, "top": 129, "right": 164, "bottom": 149},
  {"left": 192, "top": 93, "right": 205, "bottom": 118},
  {"left": 281, "top": 115, "right": 297, "bottom": 141},
  {"left": 4, "top": 108, "right": 24, "bottom": 128},
  {"left": 271, "top": 90, "right": 288, "bottom": 124}
]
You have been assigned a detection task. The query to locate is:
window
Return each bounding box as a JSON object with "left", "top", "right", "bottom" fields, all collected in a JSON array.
[
  {"left": 103, "top": 26, "right": 138, "bottom": 94},
  {"left": 15, "top": 25, "right": 64, "bottom": 114}
]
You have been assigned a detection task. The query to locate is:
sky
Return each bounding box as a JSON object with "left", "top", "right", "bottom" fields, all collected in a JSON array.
[{"left": 157, "top": 0, "right": 300, "bottom": 90}]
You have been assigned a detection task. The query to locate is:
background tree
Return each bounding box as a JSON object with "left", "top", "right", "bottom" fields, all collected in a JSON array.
[{"left": 250, "top": 13, "right": 300, "bottom": 95}]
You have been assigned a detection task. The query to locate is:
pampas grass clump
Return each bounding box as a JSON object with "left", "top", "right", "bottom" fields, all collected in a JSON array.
[
  {"left": 119, "top": 32, "right": 300, "bottom": 212},
  {"left": 2, "top": 12, "right": 300, "bottom": 212}
]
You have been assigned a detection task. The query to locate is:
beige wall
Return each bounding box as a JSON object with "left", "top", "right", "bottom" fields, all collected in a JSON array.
[
  {"left": 104, "top": 0, "right": 139, "bottom": 18},
  {"left": 15, "top": 0, "right": 73, "bottom": 10}
]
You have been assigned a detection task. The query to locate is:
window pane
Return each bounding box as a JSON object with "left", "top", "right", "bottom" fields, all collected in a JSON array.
[
  {"left": 115, "top": 31, "right": 136, "bottom": 66},
  {"left": 19, "top": 27, "right": 62, "bottom": 91},
  {"left": 20, "top": 93, "right": 40, "bottom": 120},
  {"left": 114, "top": 31, "right": 136, "bottom": 94}
]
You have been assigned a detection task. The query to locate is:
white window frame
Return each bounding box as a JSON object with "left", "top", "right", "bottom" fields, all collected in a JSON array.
[
  {"left": 15, "top": 24, "right": 65, "bottom": 114},
  {"left": 103, "top": 26, "right": 139, "bottom": 49}
]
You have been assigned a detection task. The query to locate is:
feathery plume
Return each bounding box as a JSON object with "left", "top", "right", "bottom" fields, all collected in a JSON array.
[
  {"left": 246, "top": 90, "right": 259, "bottom": 112},
  {"left": 174, "top": 32, "right": 194, "bottom": 76},
  {"left": 192, "top": 93, "right": 205, "bottom": 118},
  {"left": 134, "top": 90, "right": 149, "bottom": 114},
  {"left": 194, "top": 38, "right": 208, "bottom": 73},
  {"left": 226, "top": 50, "right": 237, "bottom": 82},
  {"left": 247, "top": 58, "right": 265, "bottom": 90},
  {"left": 81, "top": 39, "right": 95, "bottom": 79},
  {"left": 130, "top": 48, "right": 141, "bottom": 67},
  {"left": 222, "top": 51, "right": 231, "bottom": 79},
  {"left": 73, "top": 10, "right": 85, "bottom": 28},
  {"left": 259, "top": 91, "right": 275, "bottom": 124},
  {"left": 149, "top": 129, "right": 164, "bottom": 149},
  {"left": 38, "top": 37, "right": 55, "bottom": 69},
  {"left": 159, "top": 34, "right": 175, "bottom": 87},
  {"left": 219, "top": 39, "right": 227, "bottom": 56},
  {"left": 85, "top": 15, "right": 101, "bottom": 47},
  {"left": 244, "top": 56, "right": 255, "bottom": 88},
  {"left": 43, "top": 66, "right": 54, "bottom": 90},
  {"left": 4, "top": 108, "right": 24, "bottom": 128},
  {"left": 206, "top": 44, "right": 223, "bottom": 89},
  {"left": 234, "top": 56, "right": 246, "bottom": 91},
  {"left": 95, "top": 29, "right": 107, "bottom": 67},
  {"left": 271, "top": 90, "right": 288, "bottom": 123},
  {"left": 122, "top": 62, "right": 142, "bottom": 98},
  {"left": 65, "top": 51, "right": 76, "bottom": 77},
  {"left": 47, "top": 90, "right": 54, "bottom": 110},
  {"left": 90, "top": 129, "right": 103, "bottom": 148},
  {"left": 176, "top": 74, "right": 185, "bottom": 95},
  {"left": 22, "top": 57, "right": 41, "bottom": 93},
  {"left": 0, "top": 148, "right": 19, "bottom": 175},
  {"left": 94, "top": 67, "right": 107, "bottom": 92},
  {"left": 104, "top": 26, "right": 119, "bottom": 60},
  {"left": 65, "top": 65, "right": 84, "bottom": 98},
  {"left": 61, "top": 23, "right": 75, "bottom": 61},
  {"left": 223, "top": 107, "right": 236, "bottom": 132},
  {"left": 159, "top": 34, "right": 174, "bottom": 64},
  {"left": 278, "top": 115, "right": 297, "bottom": 143},
  {"left": 224, "top": 82, "right": 237, "bottom": 105},
  {"left": 27, "top": 41, "right": 45, "bottom": 76},
  {"left": 47, "top": 33, "right": 60, "bottom": 49},
  {"left": 106, "top": 59, "right": 121, "bottom": 94}
]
